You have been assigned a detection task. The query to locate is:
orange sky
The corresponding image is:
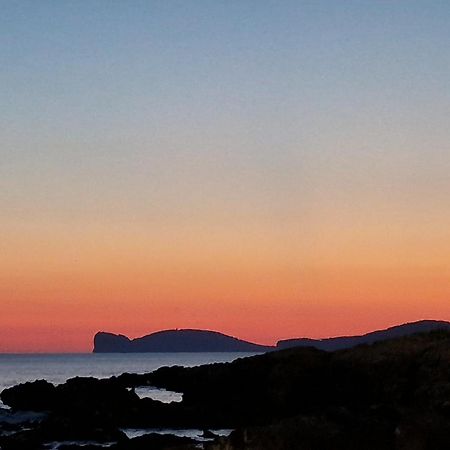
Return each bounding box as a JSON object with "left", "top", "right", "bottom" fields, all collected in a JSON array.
[
  {"left": 2, "top": 2, "right": 450, "bottom": 352},
  {"left": 1, "top": 206, "right": 449, "bottom": 352}
]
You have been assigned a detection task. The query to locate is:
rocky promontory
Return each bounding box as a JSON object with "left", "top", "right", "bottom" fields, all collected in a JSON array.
[
  {"left": 93, "top": 329, "right": 274, "bottom": 353},
  {"left": 93, "top": 320, "right": 450, "bottom": 353}
]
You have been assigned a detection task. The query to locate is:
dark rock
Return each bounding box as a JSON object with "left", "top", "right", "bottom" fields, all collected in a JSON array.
[
  {"left": 1, "top": 380, "right": 56, "bottom": 412},
  {"left": 2, "top": 377, "right": 139, "bottom": 419},
  {"left": 58, "top": 445, "right": 110, "bottom": 450},
  {"left": 205, "top": 412, "right": 396, "bottom": 450},
  {"left": 0, "top": 408, "right": 46, "bottom": 425},
  {"left": 115, "top": 433, "right": 197, "bottom": 449},
  {"left": 0, "top": 428, "right": 46, "bottom": 450}
]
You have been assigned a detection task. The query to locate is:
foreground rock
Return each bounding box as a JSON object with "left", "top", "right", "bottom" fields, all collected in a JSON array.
[
  {"left": 57, "top": 433, "right": 197, "bottom": 450},
  {"left": 2, "top": 330, "right": 450, "bottom": 449}
]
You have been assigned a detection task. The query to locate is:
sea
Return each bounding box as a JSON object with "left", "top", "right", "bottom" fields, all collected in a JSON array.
[
  {"left": 0, "top": 352, "right": 255, "bottom": 447},
  {"left": 0, "top": 352, "right": 254, "bottom": 399}
]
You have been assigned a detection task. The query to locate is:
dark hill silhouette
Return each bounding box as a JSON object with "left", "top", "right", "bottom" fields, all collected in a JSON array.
[
  {"left": 93, "top": 329, "right": 273, "bottom": 353},
  {"left": 277, "top": 319, "right": 450, "bottom": 350},
  {"left": 93, "top": 320, "right": 450, "bottom": 353}
]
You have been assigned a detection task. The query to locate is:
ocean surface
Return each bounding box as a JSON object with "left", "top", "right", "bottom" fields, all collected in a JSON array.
[{"left": 0, "top": 352, "right": 255, "bottom": 405}]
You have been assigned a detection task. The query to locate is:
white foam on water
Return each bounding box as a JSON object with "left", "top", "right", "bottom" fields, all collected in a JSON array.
[
  {"left": 135, "top": 386, "right": 183, "bottom": 403},
  {"left": 121, "top": 427, "right": 233, "bottom": 441},
  {"left": 45, "top": 441, "right": 115, "bottom": 449}
]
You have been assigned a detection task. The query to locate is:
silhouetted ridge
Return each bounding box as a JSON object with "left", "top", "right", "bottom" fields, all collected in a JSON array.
[
  {"left": 93, "top": 329, "right": 273, "bottom": 353},
  {"left": 94, "top": 320, "right": 450, "bottom": 353},
  {"left": 277, "top": 319, "right": 450, "bottom": 350}
]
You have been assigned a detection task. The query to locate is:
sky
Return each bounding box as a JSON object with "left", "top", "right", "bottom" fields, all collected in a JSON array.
[{"left": 1, "top": 0, "right": 450, "bottom": 352}]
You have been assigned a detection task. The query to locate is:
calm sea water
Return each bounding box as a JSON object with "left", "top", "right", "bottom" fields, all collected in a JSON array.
[{"left": 0, "top": 352, "right": 254, "bottom": 403}]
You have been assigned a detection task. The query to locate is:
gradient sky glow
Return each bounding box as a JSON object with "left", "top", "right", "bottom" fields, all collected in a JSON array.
[{"left": 1, "top": 1, "right": 450, "bottom": 352}]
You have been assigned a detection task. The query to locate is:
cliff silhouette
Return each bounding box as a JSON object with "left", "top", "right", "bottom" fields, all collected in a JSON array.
[{"left": 93, "top": 329, "right": 273, "bottom": 353}]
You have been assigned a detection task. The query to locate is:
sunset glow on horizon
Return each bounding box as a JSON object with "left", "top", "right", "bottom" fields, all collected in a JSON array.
[{"left": 1, "top": 1, "right": 450, "bottom": 352}]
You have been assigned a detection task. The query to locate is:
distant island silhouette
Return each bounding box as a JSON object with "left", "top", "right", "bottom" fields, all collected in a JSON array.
[
  {"left": 93, "top": 329, "right": 273, "bottom": 353},
  {"left": 93, "top": 320, "right": 450, "bottom": 353}
]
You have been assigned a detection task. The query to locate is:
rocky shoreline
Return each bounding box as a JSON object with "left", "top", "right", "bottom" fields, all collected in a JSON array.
[{"left": 2, "top": 330, "right": 450, "bottom": 449}]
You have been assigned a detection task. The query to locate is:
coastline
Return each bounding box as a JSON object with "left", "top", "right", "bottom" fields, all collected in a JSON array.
[{"left": 1, "top": 330, "right": 450, "bottom": 449}]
